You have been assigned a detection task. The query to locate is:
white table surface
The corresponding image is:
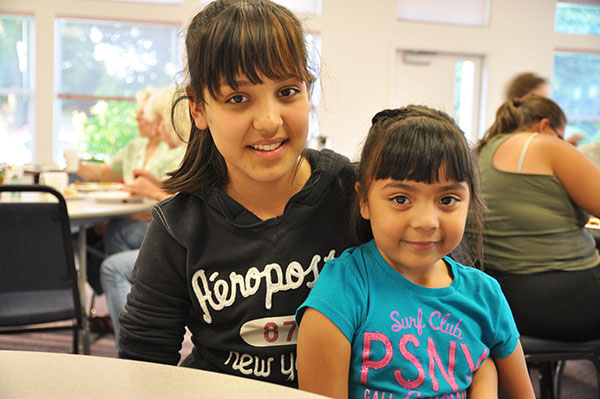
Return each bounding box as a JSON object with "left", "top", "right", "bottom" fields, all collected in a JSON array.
[
  {"left": 0, "top": 350, "right": 328, "bottom": 399},
  {"left": 66, "top": 196, "right": 156, "bottom": 228}
]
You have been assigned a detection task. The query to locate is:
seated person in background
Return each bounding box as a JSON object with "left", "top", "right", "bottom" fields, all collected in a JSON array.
[
  {"left": 103, "top": 85, "right": 190, "bottom": 255},
  {"left": 100, "top": 249, "right": 140, "bottom": 350},
  {"left": 505, "top": 72, "right": 550, "bottom": 100},
  {"left": 505, "top": 71, "right": 582, "bottom": 145},
  {"left": 76, "top": 88, "right": 160, "bottom": 184},
  {"left": 75, "top": 88, "right": 159, "bottom": 297},
  {"left": 100, "top": 86, "right": 189, "bottom": 347},
  {"left": 475, "top": 94, "right": 600, "bottom": 342}
]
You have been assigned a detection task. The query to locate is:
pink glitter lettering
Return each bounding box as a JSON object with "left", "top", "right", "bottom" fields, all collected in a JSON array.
[
  {"left": 393, "top": 334, "right": 425, "bottom": 389},
  {"left": 427, "top": 338, "right": 458, "bottom": 392},
  {"left": 390, "top": 308, "right": 425, "bottom": 336},
  {"left": 361, "top": 332, "right": 393, "bottom": 384},
  {"left": 429, "top": 311, "right": 463, "bottom": 340},
  {"left": 460, "top": 343, "right": 489, "bottom": 383}
]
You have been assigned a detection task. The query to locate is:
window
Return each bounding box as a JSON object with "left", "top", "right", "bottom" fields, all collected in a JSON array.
[
  {"left": 0, "top": 14, "right": 34, "bottom": 165},
  {"left": 555, "top": 1, "right": 600, "bottom": 35},
  {"left": 56, "top": 18, "right": 183, "bottom": 162},
  {"left": 553, "top": 2, "right": 600, "bottom": 144},
  {"left": 305, "top": 33, "right": 322, "bottom": 148},
  {"left": 396, "top": 0, "right": 489, "bottom": 27},
  {"left": 201, "top": 0, "right": 322, "bottom": 16},
  {"left": 552, "top": 51, "right": 600, "bottom": 143},
  {"left": 453, "top": 60, "right": 477, "bottom": 139},
  {"left": 102, "top": 0, "right": 182, "bottom": 4}
]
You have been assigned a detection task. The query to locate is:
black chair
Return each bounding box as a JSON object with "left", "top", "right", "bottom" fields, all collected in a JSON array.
[
  {"left": 0, "top": 184, "right": 84, "bottom": 353},
  {"left": 521, "top": 335, "right": 600, "bottom": 399}
]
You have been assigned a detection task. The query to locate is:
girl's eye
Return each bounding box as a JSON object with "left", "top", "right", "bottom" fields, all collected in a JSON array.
[
  {"left": 440, "top": 196, "right": 458, "bottom": 206},
  {"left": 227, "top": 95, "right": 247, "bottom": 104},
  {"left": 280, "top": 87, "right": 299, "bottom": 97},
  {"left": 393, "top": 195, "right": 409, "bottom": 205}
]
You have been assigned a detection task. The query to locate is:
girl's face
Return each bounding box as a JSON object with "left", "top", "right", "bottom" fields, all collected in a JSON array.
[
  {"left": 359, "top": 172, "right": 470, "bottom": 286},
  {"left": 190, "top": 74, "right": 310, "bottom": 189}
]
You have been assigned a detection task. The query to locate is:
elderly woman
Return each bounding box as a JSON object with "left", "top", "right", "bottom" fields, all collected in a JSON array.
[
  {"left": 103, "top": 86, "right": 190, "bottom": 254},
  {"left": 99, "top": 86, "right": 191, "bottom": 347}
]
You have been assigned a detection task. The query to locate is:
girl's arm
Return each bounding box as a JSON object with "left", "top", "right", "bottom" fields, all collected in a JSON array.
[
  {"left": 297, "top": 308, "right": 351, "bottom": 399},
  {"left": 547, "top": 137, "right": 600, "bottom": 217},
  {"left": 494, "top": 340, "right": 535, "bottom": 398},
  {"left": 124, "top": 175, "right": 172, "bottom": 202},
  {"left": 468, "top": 356, "right": 498, "bottom": 399},
  {"left": 77, "top": 162, "right": 122, "bottom": 182}
]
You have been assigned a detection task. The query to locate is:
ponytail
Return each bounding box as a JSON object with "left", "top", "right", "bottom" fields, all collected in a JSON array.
[{"left": 475, "top": 99, "right": 523, "bottom": 153}]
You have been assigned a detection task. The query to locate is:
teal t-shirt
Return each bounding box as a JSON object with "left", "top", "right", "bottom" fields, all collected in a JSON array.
[
  {"left": 108, "top": 137, "right": 185, "bottom": 184},
  {"left": 296, "top": 240, "right": 519, "bottom": 399}
]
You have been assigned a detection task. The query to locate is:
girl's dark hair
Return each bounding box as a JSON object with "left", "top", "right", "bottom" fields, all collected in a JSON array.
[
  {"left": 353, "top": 105, "right": 485, "bottom": 266},
  {"left": 164, "top": 0, "right": 316, "bottom": 193},
  {"left": 475, "top": 94, "right": 566, "bottom": 153}
]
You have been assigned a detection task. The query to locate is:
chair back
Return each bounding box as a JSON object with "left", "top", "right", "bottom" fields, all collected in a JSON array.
[{"left": 0, "top": 184, "right": 82, "bottom": 327}]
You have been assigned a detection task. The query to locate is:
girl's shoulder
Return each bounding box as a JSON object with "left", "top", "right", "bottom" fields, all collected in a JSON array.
[
  {"left": 151, "top": 190, "right": 207, "bottom": 223},
  {"left": 445, "top": 257, "right": 502, "bottom": 292},
  {"left": 305, "top": 148, "right": 355, "bottom": 176}
]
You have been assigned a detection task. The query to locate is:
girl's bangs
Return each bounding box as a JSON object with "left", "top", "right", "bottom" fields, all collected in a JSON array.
[
  {"left": 204, "top": 3, "right": 314, "bottom": 98},
  {"left": 374, "top": 119, "right": 473, "bottom": 184}
]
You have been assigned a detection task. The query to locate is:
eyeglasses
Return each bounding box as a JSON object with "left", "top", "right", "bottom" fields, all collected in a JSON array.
[{"left": 550, "top": 126, "right": 565, "bottom": 139}]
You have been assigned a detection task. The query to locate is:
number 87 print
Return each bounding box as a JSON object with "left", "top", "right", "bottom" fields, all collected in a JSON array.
[{"left": 240, "top": 316, "right": 298, "bottom": 347}]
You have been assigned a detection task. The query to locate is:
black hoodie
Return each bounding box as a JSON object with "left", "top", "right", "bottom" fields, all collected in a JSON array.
[{"left": 119, "top": 149, "right": 358, "bottom": 387}]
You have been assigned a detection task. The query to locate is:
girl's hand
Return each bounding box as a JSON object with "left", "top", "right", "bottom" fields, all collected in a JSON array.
[
  {"left": 131, "top": 169, "right": 163, "bottom": 186},
  {"left": 123, "top": 175, "right": 170, "bottom": 202}
]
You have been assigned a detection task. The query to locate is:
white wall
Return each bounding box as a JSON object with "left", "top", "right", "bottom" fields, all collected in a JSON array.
[{"left": 2, "top": 0, "right": 599, "bottom": 163}]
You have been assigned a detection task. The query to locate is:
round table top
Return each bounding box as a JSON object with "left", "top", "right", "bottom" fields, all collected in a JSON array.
[{"left": 0, "top": 350, "right": 329, "bottom": 399}]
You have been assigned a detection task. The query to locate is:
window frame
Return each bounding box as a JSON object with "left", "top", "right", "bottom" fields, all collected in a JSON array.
[{"left": 53, "top": 15, "right": 184, "bottom": 162}]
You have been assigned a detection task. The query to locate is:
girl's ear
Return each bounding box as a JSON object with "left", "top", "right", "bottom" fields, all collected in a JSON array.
[
  {"left": 355, "top": 182, "right": 371, "bottom": 220},
  {"left": 536, "top": 118, "right": 550, "bottom": 133},
  {"left": 187, "top": 88, "right": 209, "bottom": 130}
]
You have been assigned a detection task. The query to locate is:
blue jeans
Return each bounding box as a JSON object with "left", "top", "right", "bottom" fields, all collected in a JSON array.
[
  {"left": 103, "top": 218, "right": 149, "bottom": 255},
  {"left": 99, "top": 249, "right": 138, "bottom": 350}
]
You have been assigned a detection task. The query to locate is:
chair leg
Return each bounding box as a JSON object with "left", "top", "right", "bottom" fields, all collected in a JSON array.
[
  {"left": 72, "top": 324, "right": 79, "bottom": 354},
  {"left": 539, "top": 361, "right": 556, "bottom": 399},
  {"left": 554, "top": 360, "right": 564, "bottom": 398},
  {"left": 591, "top": 356, "right": 600, "bottom": 399}
]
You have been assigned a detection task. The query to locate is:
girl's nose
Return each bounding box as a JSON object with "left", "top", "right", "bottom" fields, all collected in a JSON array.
[
  {"left": 409, "top": 203, "right": 439, "bottom": 231},
  {"left": 253, "top": 98, "right": 283, "bottom": 134}
]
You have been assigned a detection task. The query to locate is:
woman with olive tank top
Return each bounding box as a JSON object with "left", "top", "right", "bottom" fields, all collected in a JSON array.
[{"left": 476, "top": 95, "right": 600, "bottom": 341}]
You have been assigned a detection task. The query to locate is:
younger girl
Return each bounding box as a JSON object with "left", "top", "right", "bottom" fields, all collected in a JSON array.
[{"left": 296, "top": 106, "right": 535, "bottom": 398}]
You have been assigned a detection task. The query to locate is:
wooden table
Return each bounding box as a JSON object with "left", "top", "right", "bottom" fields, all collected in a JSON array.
[{"left": 0, "top": 350, "right": 328, "bottom": 399}]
